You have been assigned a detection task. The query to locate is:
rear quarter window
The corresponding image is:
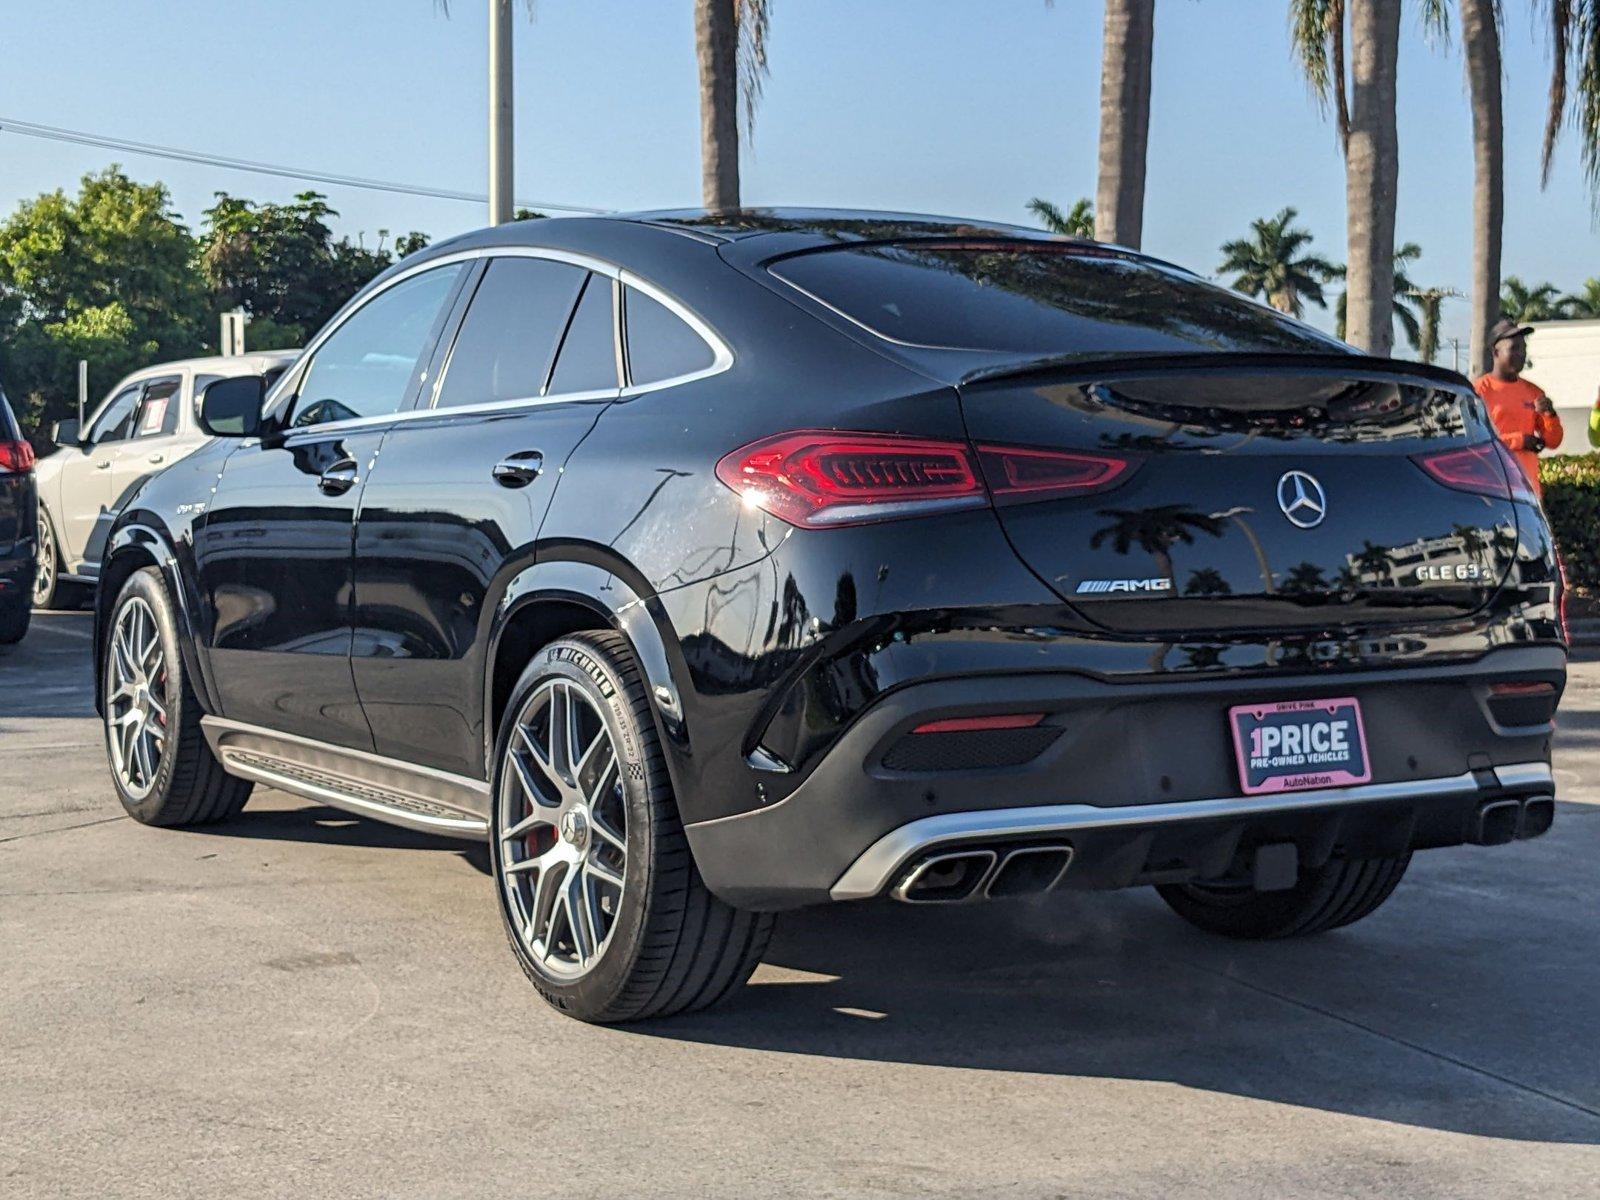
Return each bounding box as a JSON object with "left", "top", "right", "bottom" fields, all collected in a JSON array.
[{"left": 768, "top": 242, "right": 1341, "bottom": 358}]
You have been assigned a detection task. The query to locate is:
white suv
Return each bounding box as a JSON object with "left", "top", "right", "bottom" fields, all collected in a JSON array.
[{"left": 33, "top": 352, "right": 298, "bottom": 608}]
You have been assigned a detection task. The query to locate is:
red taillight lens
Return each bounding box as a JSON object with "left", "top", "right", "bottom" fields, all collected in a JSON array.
[
  {"left": 0, "top": 439, "right": 36, "bottom": 473},
  {"left": 715, "top": 431, "right": 1134, "bottom": 528},
  {"left": 1411, "top": 442, "right": 1527, "bottom": 501},
  {"left": 912, "top": 713, "right": 1045, "bottom": 734},
  {"left": 975, "top": 444, "right": 1135, "bottom": 503}
]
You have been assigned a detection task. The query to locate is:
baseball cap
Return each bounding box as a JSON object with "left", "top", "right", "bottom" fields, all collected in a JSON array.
[{"left": 1490, "top": 317, "right": 1534, "bottom": 345}]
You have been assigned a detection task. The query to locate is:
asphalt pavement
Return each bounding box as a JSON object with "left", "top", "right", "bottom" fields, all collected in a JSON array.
[{"left": 3, "top": 610, "right": 1598, "bottom": 1199}]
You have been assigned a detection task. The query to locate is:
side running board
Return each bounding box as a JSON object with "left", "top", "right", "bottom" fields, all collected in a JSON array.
[{"left": 201, "top": 717, "right": 490, "bottom": 840}]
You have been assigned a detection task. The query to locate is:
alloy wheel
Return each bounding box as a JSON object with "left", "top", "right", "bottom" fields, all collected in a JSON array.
[
  {"left": 106, "top": 596, "right": 169, "bottom": 799},
  {"left": 497, "top": 679, "right": 628, "bottom": 980},
  {"left": 33, "top": 523, "right": 53, "bottom": 606}
]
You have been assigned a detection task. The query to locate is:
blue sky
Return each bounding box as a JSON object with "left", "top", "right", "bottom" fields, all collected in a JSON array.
[{"left": 2, "top": 0, "right": 1596, "bottom": 360}]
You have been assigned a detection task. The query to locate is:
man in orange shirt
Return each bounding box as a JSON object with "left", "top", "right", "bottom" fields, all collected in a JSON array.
[{"left": 1474, "top": 318, "right": 1564, "bottom": 498}]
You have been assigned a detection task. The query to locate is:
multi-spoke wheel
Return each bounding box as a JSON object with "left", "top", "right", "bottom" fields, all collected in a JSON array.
[
  {"left": 102, "top": 567, "right": 251, "bottom": 825},
  {"left": 498, "top": 679, "right": 630, "bottom": 979},
  {"left": 490, "top": 631, "right": 774, "bottom": 1023},
  {"left": 32, "top": 509, "right": 82, "bottom": 611}
]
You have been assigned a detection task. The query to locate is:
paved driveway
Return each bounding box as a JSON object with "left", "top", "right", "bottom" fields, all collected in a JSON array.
[{"left": 3, "top": 611, "right": 1597, "bottom": 1198}]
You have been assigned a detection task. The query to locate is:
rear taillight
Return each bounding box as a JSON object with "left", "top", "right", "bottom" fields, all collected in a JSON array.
[
  {"left": 1412, "top": 442, "right": 1531, "bottom": 502},
  {"left": 0, "top": 439, "right": 35, "bottom": 473},
  {"left": 715, "top": 431, "right": 1134, "bottom": 528}
]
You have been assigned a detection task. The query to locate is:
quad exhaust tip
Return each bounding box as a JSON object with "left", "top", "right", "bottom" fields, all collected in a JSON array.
[
  {"left": 891, "top": 844, "right": 1073, "bottom": 904},
  {"left": 1474, "top": 795, "right": 1557, "bottom": 846}
]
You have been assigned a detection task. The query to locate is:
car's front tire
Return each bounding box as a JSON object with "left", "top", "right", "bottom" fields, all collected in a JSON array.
[
  {"left": 1156, "top": 853, "right": 1411, "bottom": 939},
  {"left": 104, "top": 567, "right": 251, "bottom": 826},
  {"left": 33, "top": 509, "right": 85, "bottom": 611},
  {"left": 491, "top": 630, "right": 773, "bottom": 1023}
]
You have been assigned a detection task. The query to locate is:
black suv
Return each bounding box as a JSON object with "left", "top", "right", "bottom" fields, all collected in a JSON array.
[
  {"left": 0, "top": 384, "right": 37, "bottom": 644},
  {"left": 96, "top": 211, "right": 1565, "bottom": 1023}
]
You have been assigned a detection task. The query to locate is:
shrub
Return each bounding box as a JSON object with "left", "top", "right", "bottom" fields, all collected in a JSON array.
[{"left": 1540, "top": 454, "right": 1600, "bottom": 589}]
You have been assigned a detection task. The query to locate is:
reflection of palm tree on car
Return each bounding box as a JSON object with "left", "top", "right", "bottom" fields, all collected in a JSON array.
[
  {"left": 1184, "top": 567, "right": 1231, "bottom": 596},
  {"left": 1281, "top": 561, "right": 1329, "bottom": 595},
  {"left": 1355, "top": 539, "right": 1393, "bottom": 586},
  {"left": 1090, "top": 505, "right": 1225, "bottom": 588}
]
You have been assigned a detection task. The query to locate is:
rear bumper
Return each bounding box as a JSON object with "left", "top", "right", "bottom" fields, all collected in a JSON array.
[
  {"left": 684, "top": 644, "right": 1564, "bottom": 909},
  {"left": 0, "top": 539, "right": 33, "bottom": 601}
]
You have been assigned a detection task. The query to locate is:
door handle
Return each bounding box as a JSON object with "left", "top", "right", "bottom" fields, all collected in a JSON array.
[
  {"left": 148, "top": 454, "right": 165, "bottom": 465},
  {"left": 95, "top": 460, "right": 111, "bottom": 470},
  {"left": 492, "top": 451, "right": 545, "bottom": 488},
  {"left": 318, "top": 459, "right": 360, "bottom": 496}
]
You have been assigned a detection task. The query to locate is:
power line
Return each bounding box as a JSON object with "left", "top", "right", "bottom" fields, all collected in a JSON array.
[{"left": 0, "top": 116, "right": 611, "bottom": 215}]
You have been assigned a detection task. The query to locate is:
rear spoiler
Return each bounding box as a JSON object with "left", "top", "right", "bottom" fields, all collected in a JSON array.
[{"left": 959, "top": 351, "right": 1475, "bottom": 393}]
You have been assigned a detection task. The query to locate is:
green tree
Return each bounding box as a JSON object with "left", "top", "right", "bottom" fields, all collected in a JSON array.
[
  {"left": 1499, "top": 276, "right": 1564, "bottom": 323},
  {"left": 1333, "top": 241, "right": 1423, "bottom": 349},
  {"left": 1562, "top": 277, "right": 1600, "bottom": 318},
  {"left": 1218, "top": 207, "right": 1339, "bottom": 316},
  {"left": 1027, "top": 197, "right": 1095, "bottom": 238},
  {"left": 198, "top": 191, "right": 424, "bottom": 349},
  {"left": 0, "top": 168, "right": 206, "bottom": 437}
]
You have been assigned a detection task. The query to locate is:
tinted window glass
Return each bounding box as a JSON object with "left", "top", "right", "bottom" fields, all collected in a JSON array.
[
  {"left": 435, "top": 257, "right": 587, "bottom": 408},
  {"left": 89, "top": 385, "right": 143, "bottom": 444},
  {"left": 546, "top": 274, "right": 618, "bottom": 395},
  {"left": 769, "top": 244, "right": 1340, "bottom": 358},
  {"left": 625, "top": 287, "right": 715, "bottom": 385},
  {"left": 293, "top": 264, "right": 463, "bottom": 427},
  {"left": 135, "top": 377, "right": 182, "bottom": 438}
]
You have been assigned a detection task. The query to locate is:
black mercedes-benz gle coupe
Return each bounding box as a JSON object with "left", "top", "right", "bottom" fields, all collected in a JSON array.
[{"left": 94, "top": 210, "right": 1565, "bottom": 1022}]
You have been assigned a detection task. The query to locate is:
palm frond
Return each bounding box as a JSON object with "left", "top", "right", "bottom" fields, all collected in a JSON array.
[
  {"left": 735, "top": 0, "right": 772, "bottom": 143},
  {"left": 1543, "top": 0, "right": 1573, "bottom": 186}
]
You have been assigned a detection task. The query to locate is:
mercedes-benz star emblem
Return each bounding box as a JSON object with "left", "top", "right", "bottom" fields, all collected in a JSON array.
[{"left": 1276, "top": 470, "right": 1327, "bottom": 529}]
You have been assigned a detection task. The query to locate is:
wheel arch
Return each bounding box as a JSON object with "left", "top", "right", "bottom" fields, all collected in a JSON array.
[
  {"left": 484, "top": 556, "right": 684, "bottom": 773},
  {"left": 95, "top": 522, "right": 215, "bottom": 718}
]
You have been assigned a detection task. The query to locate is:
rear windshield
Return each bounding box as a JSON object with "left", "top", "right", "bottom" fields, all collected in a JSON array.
[{"left": 768, "top": 242, "right": 1341, "bottom": 358}]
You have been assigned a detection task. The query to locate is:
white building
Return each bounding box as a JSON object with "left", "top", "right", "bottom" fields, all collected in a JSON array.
[{"left": 1523, "top": 318, "right": 1600, "bottom": 455}]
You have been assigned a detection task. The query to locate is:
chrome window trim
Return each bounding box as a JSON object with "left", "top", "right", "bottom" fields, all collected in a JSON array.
[
  {"left": 266, "top": 246, "right": 734, "bottom": 438},
  {"left": 826, "top": 760, "right": 1557, "bottom": 901}
]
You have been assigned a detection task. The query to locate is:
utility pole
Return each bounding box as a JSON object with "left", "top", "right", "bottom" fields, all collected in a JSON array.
[{"left": 488, "top": 0, "right": 514, "bottom": 226}]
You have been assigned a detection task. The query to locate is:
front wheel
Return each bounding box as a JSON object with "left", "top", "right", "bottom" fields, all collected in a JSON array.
[
  {"left": 1156, "top": 853, "right": 1411, "bottom": 939},
  {"left": 103, "top": 568, "right": 251, "bottom": 825},
  {"left": 491, "top": 630, "right": 772, "bottom": 1023},
  {"left": 33, "top": 509, "right": 84, "bottom": 611}
]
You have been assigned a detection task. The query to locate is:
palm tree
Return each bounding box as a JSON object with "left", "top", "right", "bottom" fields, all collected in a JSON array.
[
  {"left": 1333, "top": 241, "right": 1423, "bottom": 350},
  {"left": 1458, "top": 0, "right": 1503, "bottom": 377},
  {"left": 695, "top": 0, "right": 771, "bottom": 211},
  {"left": 1089, "top": 505, "right": 1226, "bottom": 589},
  {"left": 1096, "top": 0, "right": 1157, "bottom": 247},
  {"left": 1540, "top": 2, "right": 1600, "bottom": 200},
  {"left": 1218, "top": 208, "right": 1340, "bottom": 316},
  {"left": 1290, "top": 0, "right": 1404, "bottom": 354},
  {"left": 1404, "top": 286, "right": 1462, "bottom": 363},
  {"left": 1027, "top": 197, "right": 1095, "bottom": 238},
  {"left": 1500, "top": 276, "right": 1565, "bottom": 323},
  {"left": 1562, "top": 277, "right": 1600, "bottom": 318}
]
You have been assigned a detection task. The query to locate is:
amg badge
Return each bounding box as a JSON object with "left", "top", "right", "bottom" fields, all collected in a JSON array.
[{"left": 1075, "top": 577, "right": 1173, "bottom": 595}]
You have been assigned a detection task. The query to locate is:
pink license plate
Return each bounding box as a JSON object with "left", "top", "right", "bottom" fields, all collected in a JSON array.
[{"left": 1229, "top": 697, "right": 1371, "bottom": 795}]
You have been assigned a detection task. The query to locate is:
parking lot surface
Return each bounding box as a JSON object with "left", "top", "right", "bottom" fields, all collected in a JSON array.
[{"left": 3, "top": 610, "right": 1598, "bottom": 1199}]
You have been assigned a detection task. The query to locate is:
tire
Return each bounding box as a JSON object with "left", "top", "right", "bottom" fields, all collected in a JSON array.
[
  {"left": 0, "top": 594, "right": 28, "bottom": 644},
  {"left": 490, "top": 630, "right": 773, "bottom": 1023},
  {"left": 33, "top": 508, "right": 85, "bottom": 611},
  {"left": 103, "top": 567, "right": 252, "bottom": 826},
  {"left": 1156, "top": 853, "right": 1411, "bottom": 940}
]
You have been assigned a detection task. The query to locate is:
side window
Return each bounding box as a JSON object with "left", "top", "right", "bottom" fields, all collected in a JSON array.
[
  {"left": 546, "top": 273, "right": 619, "bottom": 395},
  {"left": 434, "top": 257, "right": 587, "bottom": 408},
  {"left": 135, "top": 377, "right": 182, "bottom": 438},
  {"left": 88, "top": 385, "right": 143, "bottom": 444},
  {"left": 292, "top": 264, "right": 464, "bottom": 428},
  {"left": 624, "top": 287, "right": 716, "bottom": 386}
]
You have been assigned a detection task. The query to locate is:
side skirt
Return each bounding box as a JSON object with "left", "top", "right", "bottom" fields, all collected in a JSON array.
[{"left": 201, "top": 717, "right": 490, "bottom": 840}]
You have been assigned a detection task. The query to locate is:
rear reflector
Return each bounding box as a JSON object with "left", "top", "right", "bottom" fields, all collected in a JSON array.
[
  {"left": 716, "top": 431, "right": 1133, "bottom": 528},
  {"left": 912, "top": 713, "right": 1045, "bottom": 734},
  {"left": 0, "top": 439, "right": 35, "bottom": 474}
]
